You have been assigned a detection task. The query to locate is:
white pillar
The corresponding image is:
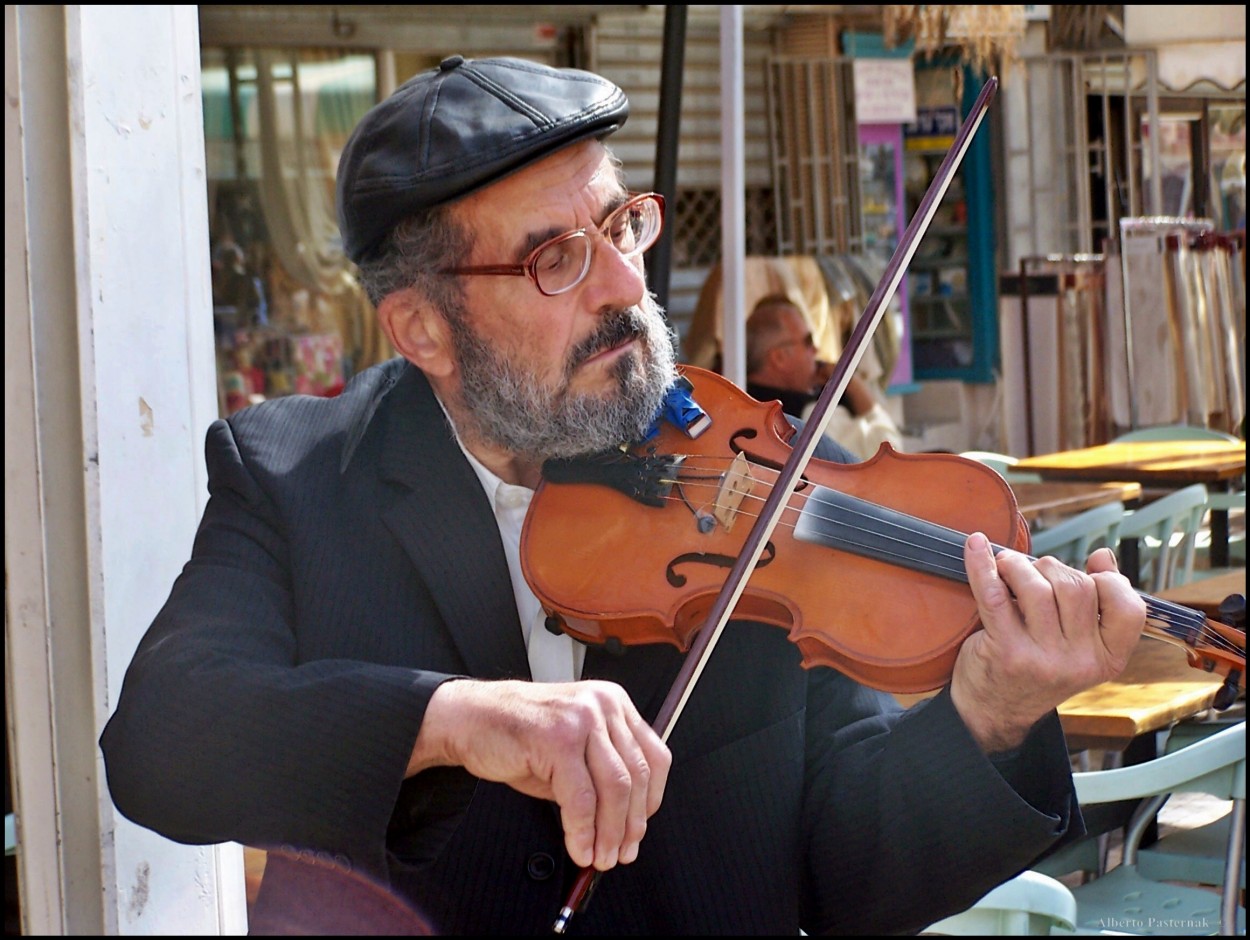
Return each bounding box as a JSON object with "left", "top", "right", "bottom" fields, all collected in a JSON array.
[
  {"left": 719, "top": 4, "right": 747, "bottom": 388},
  {"left": 6, "top": 4, "right": 246, "bottom": 933}
]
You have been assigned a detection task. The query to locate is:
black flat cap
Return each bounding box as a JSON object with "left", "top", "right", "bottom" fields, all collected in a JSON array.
[{"left": 336, "top": 55, "right": 629, "bottom": 265}]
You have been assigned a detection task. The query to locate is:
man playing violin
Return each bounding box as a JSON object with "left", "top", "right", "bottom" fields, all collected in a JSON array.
[{"left": 100, "top": 56, "right": 1146, "bottom": 935}]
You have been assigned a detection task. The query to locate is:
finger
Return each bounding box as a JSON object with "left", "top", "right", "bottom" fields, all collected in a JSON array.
[
  {"left": 1084, "top": 545, "right": 1121, "bottom": 575},
  {"left": 619, "top": 710, "right": 671, "bottom": 864},
  {"left": 1090, "top": 565, "right": 1147, "bottom": 666},
  {"left": 583, "top": 728, "right": 633, "bottom": 870},
  {"left": 635, "top": 716, "right": 671, "bottom": 819},
  {"left": 605, "top": 716, "right": 652, "bottom": 865},
  {"left": 550, "top": 749, "right": 599, "bottom": 870},
  {"left": 964, "top": 532, "right": 1028, "bottom": 632},
  {"left": 1038, "top": 558, "right": 1100, "bottom": 644},
  {"left": 1084, "top": 544, "right": 1143, "bottom": 646}
]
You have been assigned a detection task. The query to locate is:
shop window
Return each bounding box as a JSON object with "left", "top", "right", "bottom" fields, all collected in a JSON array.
[
  {"left": 1210, "top": 104, "right": 1246, "bottom": 231},
  {"left": 202, "top": 47, "right": 390, "bottom": 416},
  {"left": 1137, "top": 101, "right": 1245, "bottom": 230}
]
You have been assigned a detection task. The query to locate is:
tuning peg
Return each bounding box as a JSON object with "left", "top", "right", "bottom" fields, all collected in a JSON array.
[
  {"left": 1216, "top": 592, "right": 1245, "bottom": 629},
  {"left": 1213, "top": 669, "right": 1243, "bottom": 711}
]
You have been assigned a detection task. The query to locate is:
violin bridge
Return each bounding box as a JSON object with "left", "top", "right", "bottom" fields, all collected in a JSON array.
[{"left": 712, "top": 452, "right": 754, "bottom": 532}]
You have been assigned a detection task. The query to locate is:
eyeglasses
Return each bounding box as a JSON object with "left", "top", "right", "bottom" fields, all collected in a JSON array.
[{"left": 440, "top": 192, "right": 665, "bottom": 297}]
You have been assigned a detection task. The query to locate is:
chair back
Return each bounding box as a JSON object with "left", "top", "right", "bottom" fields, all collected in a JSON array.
[
  {"left": 1113, "top": 424, "right": 1242, "bottom": 443},
  {"left": 1200, "top": 488, "right": 1247, "bottom": 568},
  {"left": 1028, "top": 500, "right": 1124, "bottom": 568},
  {"left": 1135, "top": 718, "right": 1249, "bottom": 892},
  {"left": 1117, "top": 483, "right": 1209, "bottom": 592},
  {"left": 1071, "top": 720, "right": 1244, "bottom": 806},
  {"left": 960, "top": 450, "right": 1043, "bottom": 484}
]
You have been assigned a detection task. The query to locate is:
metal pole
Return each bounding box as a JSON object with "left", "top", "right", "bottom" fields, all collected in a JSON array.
[
  {"left": 1118, "top": 218, "right": 1139, "bottom": 430},
  {"left": 646, "top": 5, "right": 686, "bottom": 316},
  {"left": 719, "top": 5, "right": 746, "bottom": 388}
]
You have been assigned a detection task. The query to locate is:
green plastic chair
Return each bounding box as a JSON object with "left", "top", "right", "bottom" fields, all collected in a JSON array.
[
  {"left": 1061, "top": 720, "right": 1246, "bottom": 936},
  {"left": 1029, "top": 501, "right": 1124, "bottom": 569},
  {"left": 1117, "top": 484, "right": 1209, "bottom": 593},
  {"left": 1112, "top": 425, "right": 1242, "bottom": 443},
  {"left": 961, "top": 450, "right": 1044, "bottom": 484},
  {"left": 1136, "top": 719, "right": 1247, "bottom": 896},
  {"left": 922, "top": 869, "right": 1078, "bottom": 935},
  {"left": 1193, "top": 489, "right": 1247, "bottom": 571}
]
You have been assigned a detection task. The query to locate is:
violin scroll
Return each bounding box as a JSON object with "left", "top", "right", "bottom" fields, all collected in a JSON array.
[{"left": 1143, "top": 589, "right": 1246, "bottom": 711}]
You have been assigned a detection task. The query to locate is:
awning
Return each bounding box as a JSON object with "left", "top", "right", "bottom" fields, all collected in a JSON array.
[{"left": 1156, "top": 40, "right": 1246, "bottom": 93}]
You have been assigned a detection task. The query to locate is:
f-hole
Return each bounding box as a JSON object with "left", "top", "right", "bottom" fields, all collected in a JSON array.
[{"left": 666, "top": 541, "right": 777, "bottom": 587}]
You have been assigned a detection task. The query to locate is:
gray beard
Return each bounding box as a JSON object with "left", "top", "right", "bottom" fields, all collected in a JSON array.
[{"left": 447, "top": 293, "right": 679, "bottom": 462}]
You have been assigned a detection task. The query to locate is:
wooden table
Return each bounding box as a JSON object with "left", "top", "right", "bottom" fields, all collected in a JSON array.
[
  {"left": 1012, "top": 480, "right": 1142, "bottom": 526},
  {"left": 1155, "top": 568, "right": 1246, "bottom": 617},
  {"left": 1014, "top": 440, "right": 1247, "bottom": 487},
  {"left": 1016, "top": 440, "right": 1247, "bottom": 568}
]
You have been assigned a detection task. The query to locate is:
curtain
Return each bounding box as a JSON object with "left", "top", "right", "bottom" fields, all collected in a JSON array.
[{"left": 253, "top": 49, "right": 392, "bottom": 373}]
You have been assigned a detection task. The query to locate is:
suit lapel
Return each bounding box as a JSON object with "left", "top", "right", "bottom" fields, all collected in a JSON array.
[
  {"left": 369, "top": 363, "right": 692, "bottom": 711},
  {"left": 376, "top": 364, "right": 530, "bottom": 680}
]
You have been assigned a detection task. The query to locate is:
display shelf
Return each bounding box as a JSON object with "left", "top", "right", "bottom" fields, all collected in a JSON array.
[{"left": 902, "top": 69, "right": 998, "bottom": 382}]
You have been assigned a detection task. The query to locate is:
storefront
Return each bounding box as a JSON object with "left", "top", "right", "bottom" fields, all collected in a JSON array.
[{"left": 201, "top": 47, "right": 384, "bottom": 415}]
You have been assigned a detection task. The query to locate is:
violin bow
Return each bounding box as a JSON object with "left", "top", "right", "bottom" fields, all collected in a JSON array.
[{"left": 552, "top": 76, "right": 1000, "bottom": 934}]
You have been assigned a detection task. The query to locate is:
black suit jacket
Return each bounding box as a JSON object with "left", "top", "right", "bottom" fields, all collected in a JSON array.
[{"left": 101, "top": 358, "right": 1082, "bottom": 935}]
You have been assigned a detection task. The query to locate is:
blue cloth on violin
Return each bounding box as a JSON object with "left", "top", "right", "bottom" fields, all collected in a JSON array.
[{"left": 641, "top": 376, "right": 712, "bottom": 442}]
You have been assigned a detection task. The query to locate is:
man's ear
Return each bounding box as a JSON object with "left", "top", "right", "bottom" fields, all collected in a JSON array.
[{"left": 376, "top": 288, "right": 454, "bottom": 377}]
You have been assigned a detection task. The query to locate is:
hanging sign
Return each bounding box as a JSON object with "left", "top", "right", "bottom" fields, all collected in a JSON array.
[
  {"left": 853, "top": 58, "right": 917, "bottom": 125},
  {"left": 905, "top": 106, "right": 960, "bottom": 151}
]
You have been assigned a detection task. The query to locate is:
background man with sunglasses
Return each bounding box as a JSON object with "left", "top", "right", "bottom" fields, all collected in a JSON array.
[
  {"left": 100, "top": 55, "right": 1145, "bottom": 935},
  {"left": 745, "top": 293, "right": 904, "bottom": 461}
]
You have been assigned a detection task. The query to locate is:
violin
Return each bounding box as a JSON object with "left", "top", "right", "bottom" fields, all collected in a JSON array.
[{"left": 522, "top": 366, "right": 1247, "bottom": 700}]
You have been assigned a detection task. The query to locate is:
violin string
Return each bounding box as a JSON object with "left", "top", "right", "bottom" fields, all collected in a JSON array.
[
  {"left": 668, "top": 474, "right": 971, "bottom": 578},
  {"left": 662, "top": 474, "right": 965, "bottom": 572},
  {"left": 663, "top": 456, "right": 1240, "bottom": 657},
  {"left": 671, "top": 456, "right": 1007, "bottom": 574}
]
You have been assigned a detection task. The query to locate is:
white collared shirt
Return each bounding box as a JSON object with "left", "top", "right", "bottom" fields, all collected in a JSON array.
[{"left": 438, "top": 403, "right": 584, "bottom": 682}]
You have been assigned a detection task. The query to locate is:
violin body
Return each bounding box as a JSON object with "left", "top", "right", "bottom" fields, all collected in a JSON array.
[{"left": 521, "top": 366, "right": 1031, "bottom": 694}]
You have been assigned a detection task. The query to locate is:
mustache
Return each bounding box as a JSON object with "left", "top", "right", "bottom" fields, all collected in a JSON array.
[{"left": 569, "top": 308, "right": 647, "bottom": 370}]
